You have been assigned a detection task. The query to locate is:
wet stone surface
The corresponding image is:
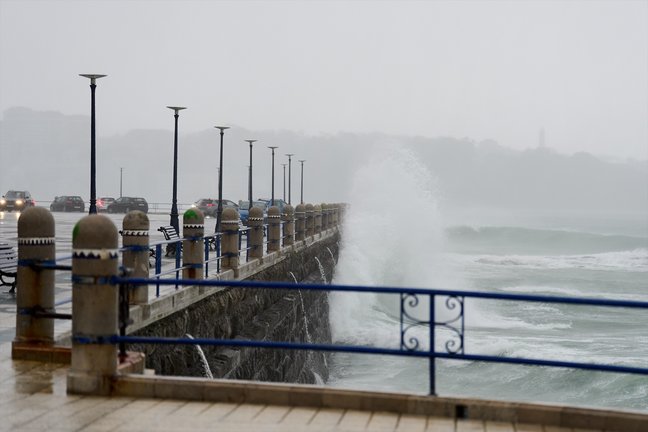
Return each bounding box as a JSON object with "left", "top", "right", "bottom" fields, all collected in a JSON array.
[{"left": 130, "top": 234, "right": 340, "bottom": 385}]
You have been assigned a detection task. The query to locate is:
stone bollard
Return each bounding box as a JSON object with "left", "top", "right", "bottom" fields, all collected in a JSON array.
[
  {"left": 122, "top": 211, "right": 149, "bottom": 304},
  {"left": 321, "top": 203, "right": 328, "bottom": 231},
  {"left": 295, "top": 204, "right": 306, "bottom": 242},
  {"left": 247, "top": 206, "right": 264, "bottom": 259},
  {"left": 67, "top": 215, "right": 119, "bottom": 396},
  {"left": 314, "top": 204, "right": 322, "bottom": 236},
  {"left": 283, "top": 205, "right": 295, "bottom": 247},
  {"left": 267, "top": 206, "right": 281, "bottom": 253},
  {"left": 13, "top": 207, "right": 56, "bottom": 349},
  {"left": 305, "top": 203, "right": 314, "bottom": 237},
  {"left": 221, "top": 207, "right": 240, "bottom": 271},
  {"left": 182, "top": 208, "right": 204, "bottom": 280}
]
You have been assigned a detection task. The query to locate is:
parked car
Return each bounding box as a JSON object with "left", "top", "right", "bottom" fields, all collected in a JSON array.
[
  {"left": 192, "top": 198, "right": 238, "bottom": 217},
  {"left": 97, "top": 197, "right": 115, "bottom": 212},
  {"left": 0, "top": 190, "right": 35, "bottom": 212},
  {"left": 239, "top": 200, "right": 269, "bottom": 224},
  {"left": 50, "top": 196, "right": 85, "bottom": 212},
  {"left": 259, "top": 198, "right": 288, "bottom": 213},
  {"left": 107, "top": 197, "right": 148, "bottom": 213}
]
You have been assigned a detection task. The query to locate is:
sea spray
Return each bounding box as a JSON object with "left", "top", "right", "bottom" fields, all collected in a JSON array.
[
  {"left": 297, "top": 290, "right": 313, "bottom": 344},
  {"left": 330, "top": 144, "right": 464, "bottom": 348},
  {"left": 288, "top": 271, "right": 298, "bottom": 283},
  {"left": 290, "top": 270, "right": 317, "bottom": 378},
  {"left": 326, "top": 247, "right": 336, "bottom": 264},
  {"left": 314, "top": 256, "right": 328, "bottom": 283},
  {"left": 185, "top": 334, "right": 213, "bottom": 379},
  {"left": 326, "top": 247, "right": 337, "bottom": 280},
  {"left": 288, "top": 271, "right": 312, "bottom": 342}
]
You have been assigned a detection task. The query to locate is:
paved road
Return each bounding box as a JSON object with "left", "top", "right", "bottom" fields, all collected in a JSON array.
[{"left": 0, "top": 209, "right": 219, "bottom": 253}]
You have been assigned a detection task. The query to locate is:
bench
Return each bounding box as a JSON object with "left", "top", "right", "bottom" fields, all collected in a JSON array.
[
  {"left": 0, "top": 243, "right": 17, "bottom": 293},
  {"left": 159, "top": 225, "right": 220, "bottom": 253},
  {"left": 158, "top": 225, "right": 181, "bottom": 257}
]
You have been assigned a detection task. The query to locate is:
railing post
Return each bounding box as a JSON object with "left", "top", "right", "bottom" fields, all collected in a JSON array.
[
  {"left": 68, "top": 215, "right": 119, "bottom": 395},
  {"left": 267, "top": 206, "right": 281, "bottom": 253},
  {"left": 321, "top": 203, "right": 328, "bottom": 231},
  {"left": 283, "top": 205, "right": 294, "bottom": 247},
  {"left": 333, "top": 204, "right": 340, "bottom": 226},
  {"left": 247, "top": 206, "right": 264, "bottom": 259},
  {"left": 305, "top": 203, "right": 314, "bottom": 238},
  {"left": 122, "top": 211, "right": 149, "bottom": 304},
  {"left": 295, "top": 203, "right": 306, "bottom": 242},
  {"left": 314, "top": 204, "right": 322, "bottom": 237},
  {"left": 429, "top": 293, "right": 436, "bottom": 396},
  {"left": 182, "top": 208, "right": 204, "bottom": 280},
  {"left": 221, "top": 207, "right": 240, "bottom": 271},
  {"left": 13, "top": 207, "right": 56, "bottom": 353}
]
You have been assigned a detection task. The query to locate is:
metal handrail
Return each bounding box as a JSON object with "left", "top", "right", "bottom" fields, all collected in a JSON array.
[{"left": 93, "top": 276, "right": 648, "bottom": 396}]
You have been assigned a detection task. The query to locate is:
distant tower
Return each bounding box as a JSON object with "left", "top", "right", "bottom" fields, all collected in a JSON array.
[{"left": 539, "top": 127, "right": 546, "bottom": 148}]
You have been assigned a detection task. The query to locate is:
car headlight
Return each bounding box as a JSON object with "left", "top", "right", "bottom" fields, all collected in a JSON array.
[
  {"left": 16, "top": 199, "right": 23, "bottom": 205},
  {"left": 0, "top": 199, "right": 5, "bottom": 205}
]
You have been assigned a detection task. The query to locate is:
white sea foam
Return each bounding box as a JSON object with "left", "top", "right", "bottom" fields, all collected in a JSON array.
[
  {"left": 498, "top": 285, "right": 583, "bottom": 296},
  {"left": 469, "top": 249, "right": 648, "bottom": 272}
]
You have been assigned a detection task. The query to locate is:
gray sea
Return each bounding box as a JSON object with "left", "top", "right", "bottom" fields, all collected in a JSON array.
[{"left": 327, "top": 148, "right": 648, "bottom": 412}]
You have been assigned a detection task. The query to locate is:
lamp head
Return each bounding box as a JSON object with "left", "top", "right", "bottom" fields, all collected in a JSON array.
[
  {"left": 167, "top": 106, "right": 187, "bottom": 114},
  {"left": 214, "top": 126, "right": 230, "bottom": 132},
  {"left": 268, "top": 146, "right": 278, "bottom": 150},
  {"left": 79, "top": 74, "right": 107, "bottom": 85},
  {"left": 245, "top": 139, "right": 257, "bottom": 145}
]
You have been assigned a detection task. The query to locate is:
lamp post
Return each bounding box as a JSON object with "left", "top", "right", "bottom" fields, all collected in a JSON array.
[
  {"left": 167, "top": 106, "right": 187, "bottom": 233},
  {"left": 79, "top": 74, "right": 107, "bottom": 214},
  {"left": 285, "top": 153, "right": 294, "bottom": 205},
  {"left": 119, "top": 167, "right": 123, "bottom": 198},
  {"left": 281, "top": 163, "right": 287, "bottom": 202},
  {"left": 268, "top": 146, "right": 278, "bottom": 207},
  {"left": 299, "top": 159, "right": 306, "bottom": 204},
  {"left": 245, "top": 139, "right": 257, "bottom": 209},
  {"left": 215, "top": 126, "right": 230, "bottom": 234}
]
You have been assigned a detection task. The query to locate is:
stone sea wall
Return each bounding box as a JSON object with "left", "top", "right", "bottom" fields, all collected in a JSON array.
[{"left": 130, "top": 232, "right": 339, "bottom": 385}]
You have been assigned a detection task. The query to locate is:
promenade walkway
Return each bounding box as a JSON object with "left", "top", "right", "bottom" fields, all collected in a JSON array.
[{"left": 0, "top": 332, "right": 612, "bottom": 432}]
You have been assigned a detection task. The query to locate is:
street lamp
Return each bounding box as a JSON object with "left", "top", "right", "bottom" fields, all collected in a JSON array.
[
  {"left": 245, "top": 139, "right": 257, "bottom": 209},
  {"left": 285, "top": 153, "right": 294, "bottom": 204},
  {"left": 299, "top": 160, "right": 306, "bottom": 204},
  {"left": 215, "top": 126, "right": 230, "bottom": 234},
  {"left": 79, "top": 73, "right": 107, "bottom": 214},
  {"left": 167, "top": 106, "right": 187, "bottom": 233},
  {"left": 281, "top": 163, "right": 287, "bottom": 202},
  {"left": 268, "top": 146, "right": 278, "bottom": 207},
  {"left": 120, "top": 167, "right": 123, "bottom": 198}
]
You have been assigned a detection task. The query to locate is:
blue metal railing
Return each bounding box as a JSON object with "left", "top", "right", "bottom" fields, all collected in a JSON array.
[{"left": 75, "top": 276, "right": 648, "bottom": 396}]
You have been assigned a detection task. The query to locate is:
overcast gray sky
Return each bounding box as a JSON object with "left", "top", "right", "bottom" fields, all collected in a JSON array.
[{"left": 1, "top": 0, "right": 646, "bottom": 159}]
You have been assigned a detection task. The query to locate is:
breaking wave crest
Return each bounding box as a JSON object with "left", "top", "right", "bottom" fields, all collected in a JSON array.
[
  {"left": 469, "top": 248, "right": 648, "bottom": 272},
  {"left": 446, "top": 225, "right": 647, "bottom": 255}
]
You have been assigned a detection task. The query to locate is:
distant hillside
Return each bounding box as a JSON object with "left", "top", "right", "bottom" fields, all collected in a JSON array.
[{"left": 1, "top": 107, "right": 646, "bottom": 215}]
